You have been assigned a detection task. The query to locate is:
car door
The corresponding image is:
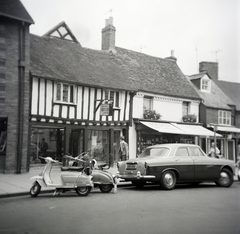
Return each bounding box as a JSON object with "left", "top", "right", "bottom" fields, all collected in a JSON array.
[
  {"left": 174, "top": 147, "right": 195, "bottom": 181},
  {"left": 189, "top": 146, "right": 218, "bottom": 180}
]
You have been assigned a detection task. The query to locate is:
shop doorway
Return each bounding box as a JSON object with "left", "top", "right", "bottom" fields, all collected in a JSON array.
[
  {"left": 71, "top": 129, "right": 84, "bottom": 157},
  {"left": 88, "top": 130, "right": 109, "bottom": 164}
]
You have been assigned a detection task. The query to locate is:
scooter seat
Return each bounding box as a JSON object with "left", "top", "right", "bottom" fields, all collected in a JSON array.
[{"left": 61, "top": 166, "right": 83, "bottom": 172}]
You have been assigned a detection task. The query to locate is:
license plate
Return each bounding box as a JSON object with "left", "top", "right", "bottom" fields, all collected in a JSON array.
[{"left": 126, "top": 164, "right": 137, "bottom": 170}]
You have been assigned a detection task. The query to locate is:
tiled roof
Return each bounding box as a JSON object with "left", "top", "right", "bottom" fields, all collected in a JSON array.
[
  {"left": 0, "top": 0, "right": 34, "bottom": 24},
  {"left": 214, "top": 80, "right": 240, "bottom": 111},
  {"left": 30, "top": 34, "right": 200, "bottom": 100},
  {"left": 187, "top": 75, "right": 235, "bottom": 110}
]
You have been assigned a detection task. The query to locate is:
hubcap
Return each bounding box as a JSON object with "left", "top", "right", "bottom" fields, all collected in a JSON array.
[
  {"left": 219, "top": 172, "right": 230, "bottom": 184},
  {"left": 164, "top": 173, "right": 173, "bottom": 186}
]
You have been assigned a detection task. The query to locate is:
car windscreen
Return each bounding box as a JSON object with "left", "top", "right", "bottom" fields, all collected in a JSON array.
[{"left": 139, "top": 147, "right": 170, "bottom": 158}]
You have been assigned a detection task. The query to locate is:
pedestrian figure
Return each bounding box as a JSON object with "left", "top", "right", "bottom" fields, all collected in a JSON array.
[
  {"left": 40, "top": 138, "right": 48, "bottom": 163},
  {"left": 208, "top": 142, "right": 220, "bottom": 158},
  {"left": 119, "top": 136, "right": 129, "bottom": 161}
]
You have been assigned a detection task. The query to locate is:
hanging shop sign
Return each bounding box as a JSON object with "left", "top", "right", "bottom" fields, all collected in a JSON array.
[{"left": 100, "top": 104, "right": 110, "bottom": 116}]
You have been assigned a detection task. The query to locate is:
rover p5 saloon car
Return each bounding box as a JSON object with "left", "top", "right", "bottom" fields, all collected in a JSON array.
[{"left": 117, "top": 143, "right": 235, "bottom": 190}]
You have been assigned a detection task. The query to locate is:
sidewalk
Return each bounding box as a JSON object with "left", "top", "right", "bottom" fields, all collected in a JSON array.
[{"left": 0, "top": 164, "right": 129, "bottom": 198}]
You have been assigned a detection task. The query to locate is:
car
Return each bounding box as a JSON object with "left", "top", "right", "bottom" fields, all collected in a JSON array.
[{"left": 117, "top": 143, "right": 235, "bottom": 190}]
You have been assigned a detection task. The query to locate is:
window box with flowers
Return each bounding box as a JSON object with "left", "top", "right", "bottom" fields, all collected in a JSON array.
[
  {"left": 182, "top": 114, "right": 197, "bottom": 123},
  {"left": 143, "top": 110, "right": 161, "bottom": 120}
]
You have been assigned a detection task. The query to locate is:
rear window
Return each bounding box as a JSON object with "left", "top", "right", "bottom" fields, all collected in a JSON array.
[{"left": 139, "top": 147, "right": 170, "bottom": 158}]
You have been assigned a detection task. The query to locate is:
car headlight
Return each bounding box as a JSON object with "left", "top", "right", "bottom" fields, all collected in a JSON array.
[{"left": 144, "top": 162, "right": 148, "bottom": 169}]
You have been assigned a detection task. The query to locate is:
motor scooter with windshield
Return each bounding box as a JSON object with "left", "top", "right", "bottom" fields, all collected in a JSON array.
[
  {"left": 62, "top": 153, "right": 117, "bottom": 193},
  {"left": 30, "top": 156, "right": 93, "bottom": 197}
]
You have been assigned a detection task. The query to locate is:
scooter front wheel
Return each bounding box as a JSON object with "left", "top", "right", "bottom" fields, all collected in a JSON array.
[
  {"left": 30, "top": 182, "right": 41, "bottom": 197},
  {"left": 76, "top": 186, "right": 91, "bottom": 196}
]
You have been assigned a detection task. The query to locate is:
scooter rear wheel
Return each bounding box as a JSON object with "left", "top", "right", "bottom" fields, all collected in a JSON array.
[
  {"left": 99, "top": 184, "right": 113, "bottom": 193},
  {"left": 30, "top": 182, "right": 41, "bottom": 197},
  {"left": 76, "top": 186, "right": 91, "bottom": 196}
]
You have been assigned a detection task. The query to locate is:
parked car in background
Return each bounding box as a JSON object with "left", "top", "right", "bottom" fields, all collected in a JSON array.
[{"left": 117, "top": 143, "right": 235, "bottom": 190}]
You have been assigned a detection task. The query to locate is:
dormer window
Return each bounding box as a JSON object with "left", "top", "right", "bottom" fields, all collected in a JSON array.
[{"left": 201, "top": 79, "right": 211, "bottom": 92}]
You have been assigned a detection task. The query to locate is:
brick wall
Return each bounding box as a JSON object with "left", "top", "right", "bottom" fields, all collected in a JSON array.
[{"left": 0, "top": 18, "right": 30, "bottom": 173}]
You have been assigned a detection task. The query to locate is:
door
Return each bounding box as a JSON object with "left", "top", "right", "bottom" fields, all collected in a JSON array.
[
  {"left": 189, "top": 146, "right": 218, "bottom": 180},
  {"left": 71, "top": 129, "right": 84, "bottom": 156},
  {"left": 174, "top": 147, "right": 195, "bottom": 181}
]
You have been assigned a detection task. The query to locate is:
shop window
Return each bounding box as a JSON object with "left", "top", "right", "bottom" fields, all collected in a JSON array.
[
  {"left": 30, "top": 128, "right": 64, "bottom": 163},
  {"left": 55, "top": 83, "right": 75, "bottom": 104},
  {"left": 218, "top": 110, "right": 231, "bottom": 125},
  {"left": 88, "top": 130, "right": 109, "bottom": 163},
  {"left": 0, "top": 118, "right": 7, "bottom": 153}
]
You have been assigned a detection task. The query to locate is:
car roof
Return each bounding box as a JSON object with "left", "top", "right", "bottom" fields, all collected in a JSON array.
[{"left": 149, "top": 143, "right": 199, "bottom": 148}]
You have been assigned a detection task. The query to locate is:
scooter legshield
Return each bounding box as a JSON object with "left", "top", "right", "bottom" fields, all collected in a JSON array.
[{"left": 30, "top": 175, "right": 46, "bottom": 187}]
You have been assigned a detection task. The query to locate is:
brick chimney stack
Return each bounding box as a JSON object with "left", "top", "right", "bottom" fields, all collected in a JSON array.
[
  {"left": 199, "top": 61, "right": 218, "bottom": 80},
  {"left": 101, "top": 16, "right": 116, "bottom": 51}
]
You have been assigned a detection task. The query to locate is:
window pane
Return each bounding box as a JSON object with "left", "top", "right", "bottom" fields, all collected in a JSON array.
[
  {"left": 175, "top": 148, "right": 189, "bottom": 157},
  {"left": 70, "top": 85, "right": 74, "bottom": 103},
  {"left": 63, "top": 84, "right": 68, "bottom": 102},
  {"left": 56, "top": 83, "right": 61, "bottom": 101},
  {"left": 143, "top": 97, "right": 152, "bottom": 110},
  {"left": 182, "top": 102, "right": 189, "bottom": 116}
]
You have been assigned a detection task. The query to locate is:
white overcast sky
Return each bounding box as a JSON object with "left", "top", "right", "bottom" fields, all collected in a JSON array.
[{"left": 21, "top": 0, "right": 240, "bottom": 83}]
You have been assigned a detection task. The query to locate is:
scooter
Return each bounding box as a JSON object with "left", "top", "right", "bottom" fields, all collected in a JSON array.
[
  {"left": 30, "top": 156, "right": 94, "bottom": 197},
  {"left": 62, "top": 153, "right": 117, "bottom": 193}
]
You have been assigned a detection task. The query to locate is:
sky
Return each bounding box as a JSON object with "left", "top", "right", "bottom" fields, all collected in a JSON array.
[{"left": 21, "top": 0, "right": 240, "bottom": 83}]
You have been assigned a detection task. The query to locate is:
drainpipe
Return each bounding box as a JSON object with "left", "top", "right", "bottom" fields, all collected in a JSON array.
[{"left": 16, "top": 22, "right": 25, "bottom": 174}]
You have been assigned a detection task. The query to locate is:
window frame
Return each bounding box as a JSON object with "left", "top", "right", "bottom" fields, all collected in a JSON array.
[
  {"left": 143, "top": 96, "right": 153, "bottom": 111},
  {"left": 218, "top": 110, "right": 231, "bottom": 125},
  {"left": 201, "top": 78, "right": 211, "bottom": 92},
  {"left": 104, "top": 89, "right": 120, "bottom": 108},
  {"left": 55, "top": 82, "right": 76, "bottom": 104},
  {"left": 182, "top": 101, "right": 190, "bottom": 116}
]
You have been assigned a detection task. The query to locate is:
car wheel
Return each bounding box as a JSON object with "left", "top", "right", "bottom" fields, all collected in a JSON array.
[
  {"left": 30, "top": 182, "right": 41, "bottom": 197},
  {"left": 160, "top": 170, "right": 176, "bottom": 190},
  {"left": 215, "top": 168, "right": 233, "bottom": 187},
  {"left": 76, "top": 186, "right": 91, "bottom": 196},
  {"left": 99, "top": 184, "right": 113, "bottom": 193}
]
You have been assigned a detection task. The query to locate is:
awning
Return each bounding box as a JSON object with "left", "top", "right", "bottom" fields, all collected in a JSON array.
[
  {"left": 213, "top": 125, "right": 240, "bottom": 133},
  {"left": 140, "top": 121, "right": 222, "bottom": 137},
  {"left": 140, "top": 121, "right": 185, "bottom": 134},
  {"left": 172, "top": 123, "right": 222, "bottom": 137}
]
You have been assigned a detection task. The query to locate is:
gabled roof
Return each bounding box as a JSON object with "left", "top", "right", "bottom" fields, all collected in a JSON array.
[
  {"left": 214, "top": 80, "right": 240, "bottom": 111},
  {"left": 43, "top": 21, "right": 80, "bottom": 44},
  {"left": 30, "top": 33, "right": 200, "bottom": 100},
  {"left": 187, "top": 74, "right": 235, "bottom": 110},
  {"left": 188, "top": 71, "right": 208, "bottom": 80},
  {"left": 0, "top": 0, "right": 34, "bottom": 24}
]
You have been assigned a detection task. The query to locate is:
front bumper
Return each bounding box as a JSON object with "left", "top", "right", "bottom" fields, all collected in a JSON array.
[{"left": 116, "top": 171, "right": 156, "bottom": 180}]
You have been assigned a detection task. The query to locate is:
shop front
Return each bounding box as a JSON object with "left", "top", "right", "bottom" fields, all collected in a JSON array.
[
  {"left": 134, "top": 120, "right": 221, "bottom": 156},
  {"left": 30, "top": 123, "right": 128, "bottom": 166}
]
